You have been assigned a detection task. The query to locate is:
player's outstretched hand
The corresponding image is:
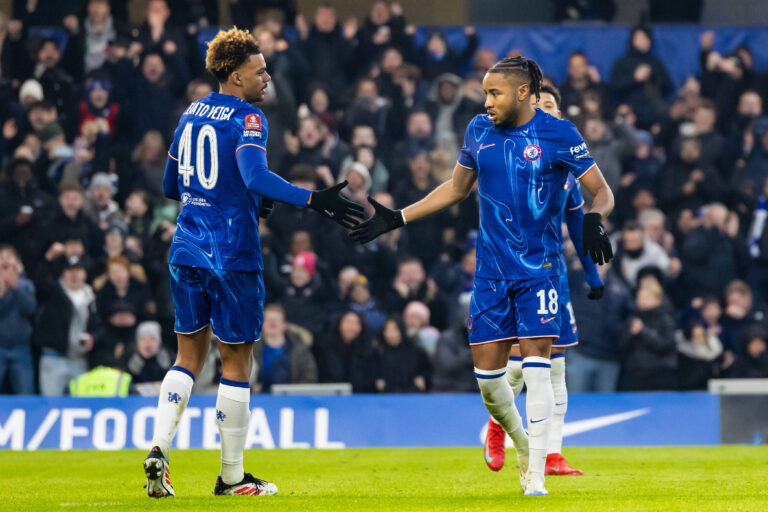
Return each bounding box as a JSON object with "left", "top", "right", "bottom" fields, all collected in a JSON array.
[
  {"left": 349, "top": 196, "right": 405, "bottom": 244},
  {"left": 259, "top": 197, "right": 274, "bottom": 219},
  {"left": 587, "top": 285, "right": 605, "bottom": 300},
  {"left": 582, "top": 212, "right": 613, "bottom": 265},
  {"left": 308, "top": 180, "right": 365, "bottom": 229}
]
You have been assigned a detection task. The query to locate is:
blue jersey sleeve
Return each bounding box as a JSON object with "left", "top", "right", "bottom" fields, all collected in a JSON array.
[
  {"left": 564, "top": 180, "right": 603, "bottom": 289},
  {"left": 457, "top": 117, "right": 478, "bottom": 171},
  {"left": 234, "top": 109, "right": 268, "bottom": 153},
  {"left": 556, "top": 120, "right": 597, "bottom": 180}
]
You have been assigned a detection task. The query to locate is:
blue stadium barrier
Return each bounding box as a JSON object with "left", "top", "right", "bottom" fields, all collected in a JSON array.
[{"left": 0, "top": 392, "right": 719, "bottom": 450}]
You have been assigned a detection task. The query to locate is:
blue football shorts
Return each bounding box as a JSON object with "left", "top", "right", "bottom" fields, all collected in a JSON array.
[
  {"left": 169, "top": 263, "right": 264, "bottom": 343},
  {"left": 468, "top": 275, "right": 561, "bottom": 345}
]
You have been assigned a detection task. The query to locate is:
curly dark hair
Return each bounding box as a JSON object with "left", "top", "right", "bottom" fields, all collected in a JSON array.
[{"left": 205, "top": 27, "right": 261, "bottom": 82}]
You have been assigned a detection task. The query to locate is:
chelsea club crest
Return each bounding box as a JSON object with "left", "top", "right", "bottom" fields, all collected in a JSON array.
[{"left": 523, "top": 143, "right": 542, "bottom": 161}]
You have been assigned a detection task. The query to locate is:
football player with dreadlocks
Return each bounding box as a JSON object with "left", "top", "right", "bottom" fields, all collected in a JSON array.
[{"left": 350, "top": 56, "right": 614, "bottom": 496}]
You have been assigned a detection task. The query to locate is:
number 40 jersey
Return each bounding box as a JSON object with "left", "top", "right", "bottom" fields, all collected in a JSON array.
[{"left": 163, "top": 92, "right": 308, "bottom": 272}]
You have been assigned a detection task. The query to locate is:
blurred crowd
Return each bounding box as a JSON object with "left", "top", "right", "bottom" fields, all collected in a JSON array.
[{"left": 0, "top": 0, "right": 767, "bottom": 396}]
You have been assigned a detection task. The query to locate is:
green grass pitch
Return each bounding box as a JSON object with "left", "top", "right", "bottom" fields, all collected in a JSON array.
[{"left": 3, "top": 446, "right": 767, "bottom": 511}]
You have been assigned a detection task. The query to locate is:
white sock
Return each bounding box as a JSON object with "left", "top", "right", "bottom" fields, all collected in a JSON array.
[
  {"left": 152, "top": 365, "right": 195, "bottom": 459},
  {"left": 217, "top": 378, "right": 251, "bottom": 485},
  {"left": 548, "top": 354, "right": 567, "bottom": 455},
  {"left": 506, "top": 357, "right": 524, "bottom": 396},
  {"left": 522, "top": 357, "right": 554, "bottom": 480},
  {"left": 475, "top": 368, "right": 529, "bottom": 456}
]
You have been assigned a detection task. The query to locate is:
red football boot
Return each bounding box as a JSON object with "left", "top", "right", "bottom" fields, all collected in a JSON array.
[
  {"left": 545, "top": 453, "right": 583, "bottom": 475},
  {"left": 484, "top": 417, "right": 506, "bottom": 471}
]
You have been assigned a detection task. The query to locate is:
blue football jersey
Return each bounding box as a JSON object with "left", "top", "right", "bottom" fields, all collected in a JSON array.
[
  {"left": 166, "top": 92, "right": 271, "bottom": 271},
  {"left": 457, "top": 109, "right": 596, "bottom": 281}
]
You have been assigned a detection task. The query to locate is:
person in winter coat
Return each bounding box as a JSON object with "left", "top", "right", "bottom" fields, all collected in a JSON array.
[
  {"left": 676, "top": 322, "right": 723, "bottom": 390},
  {"left": 374, "top": 316, "right": 431, "bottom": 393},
  {"left": 314, "top": 310, "right": 376, "bottom": 392},
  {"left": 125, "top": 320, "right": 172, "bottom": 386},
  {"left": 609, "top": 25, "right": 673, "bottom": 129},
  {"left": 432, "top": 300, "right": 476, "bottom": 392},
  {"left": 252, "top": 304, "right": 318, "bottom": 392},
  {"left": 619, "top": 280, "right": 677, "bottom": 391}
]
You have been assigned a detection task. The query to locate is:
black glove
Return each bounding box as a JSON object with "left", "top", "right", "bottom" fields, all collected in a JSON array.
[
  {"left": 308, "top": 180, "right": 365, "bottom": 229},
  {"left": 587, "top": 285, "right": 605, "bottom": 300},
  {"left": 349, "top": 196, "right": 405, "bottom": 244},
  {"left": 582, "top": 212, "right": 613, "bottom": 265},
  {"left": 259, "top": 197, "right": 274, "bottom": 219}
]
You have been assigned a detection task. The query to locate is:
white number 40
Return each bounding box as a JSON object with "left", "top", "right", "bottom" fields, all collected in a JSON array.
[
  {"left": 177, "top": 122, "right": 218, "bottom": 189},
  {"left": 536, "top": 288, "right": 559, "bottom": 315}
]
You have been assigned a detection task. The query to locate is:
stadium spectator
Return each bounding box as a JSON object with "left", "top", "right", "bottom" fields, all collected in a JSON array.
[
  {"left": 78, "top": 78, "right": 120, "bottom": 137},
  {"left": 252, "top": 304, "right": 318, "bottom": 392},
  {"left": 409, "top": 27, "right": 478, "bottom": 83},
  {"left": 83, "top": 172, "right": 122, "bottom": 231},
  {"left": 33, "top": 256, "right": 97, "bottom": 396},
  {"left": 314, "top": 310, "right": 376, "bottom": 392},
  {"left": 277, "top": 251, "right": 327, "bottom": 337},
  {"left": 0, "top": 158, "right": 53, "bottom": 267},
  {"left": 403, "top": 300, "right": 440, "bottom": 358},
  {"left": 559, "top": 51, "right": 610, "bottom": 117},
  {"left": 619, "top": 280, "right": 677, "bottom": 391},
  {"left": 39, "top": 183, "right": 100, "bottom": 260},
  {"left": 32, "top": 38, "right": 78, "bottom": 140},
  {"left": 425, "top": 73, "right": 483, "bottom": 158},
  {"left": 383, "top": 258, "right": 448, "bottom": 330},
  {"left": 677, "top": 204, "right": 740, "bottom": 304},
  {"left": 346, "top": 274, "right": 386, "bottom": 333},
  {"left": 339, "top": 125, "right": 389, "bottom": 192},
  {"left": 719, "top": 280, "right": 768, "bottom": 356},
  {"left": 125, "top": 320, "right": 172, "bottom": 387},
  {"left": 0, "top": 245, "right": 36, "bottom": 394},
  {"left": 374, "top": 316, "right": 431, "bottom": 393},
  {"left": 567, "top": 260, "right": 633, "bottom": 393},
  {"left": 614, "top": 220, "right": 671, "bottom": 288},
  {"left": 357, "top": 1, "right": 409, "bottom": 67},
  {"left": 126, "top": 52, "right": 177, "bottom": 144},
  {"left": 297, "top": 3, "right": 357, "bottom": 94},
  {"left": 581, "top": 114, "right": 636, "bottom": 193},
  {"left": 431, "top": 300, "right": 475, "bottom": 392},
  {"left": 390, "top": 110, "right": 436, "bottom": 184},
  {"left": 676, "top": 321, "right": 723, "bottom": 390},
  {"left": 609, "top": 25, "right": 672, "bottom": 129},
  {"left": 659, "top": 137, "right": 724, "bottom": 214},
  {"left": 733, "top": 117, "right": 768, "bottom": 202}
]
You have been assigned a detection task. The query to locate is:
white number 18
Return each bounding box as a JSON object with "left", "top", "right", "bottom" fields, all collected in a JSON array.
[{"left": 536, "top": 288, "right": 559, "bottom": 315}]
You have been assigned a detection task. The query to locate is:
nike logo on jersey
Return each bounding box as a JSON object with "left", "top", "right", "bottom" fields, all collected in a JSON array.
[
  {"left": 478, "top": 143, "right": 496, "bottom": 151},
  {"left": 530, "top": 418, "right": 545, "bottom": 423},
  {"left": 323, "top": 209, "right": 335, "bottom": 217},
  {"left": 555, "top": 402, "right": 567, "bottom": 406},
  {"left": 540, "top": 316, "right": 556, "bottom": 324}
]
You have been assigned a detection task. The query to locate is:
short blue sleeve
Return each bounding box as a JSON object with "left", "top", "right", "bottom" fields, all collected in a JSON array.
[
  {"left": 457, "top": 117, "right": 478, "bottom": 171},
  {"left": 234, "top": 108, "right": 268, "bottom": 154},
  {"left": 555, "top": 120, "right": 596, "bottom": 179},
  {"left": 565, "top": 174, "right": 585, "bottom": 211}
]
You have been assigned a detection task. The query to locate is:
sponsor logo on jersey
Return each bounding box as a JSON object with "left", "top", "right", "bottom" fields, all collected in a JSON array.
[
  {"left": 570, "top": 142, "right": 591, "bottom": 159},
  {"left": 181, "top": 193, "right": 211, "bottom": 207},
  {"left": 242, "top": 130, "right": 262, "bottom": 138},
  {"left": 523, "top": 143, "right": 542, "bottom": 161},
  {"left": 245, "top": 113, "right": 261, "bottom": 130},
  {"left": 540, "top": 316, "right": 556, "bottom": 324}
]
